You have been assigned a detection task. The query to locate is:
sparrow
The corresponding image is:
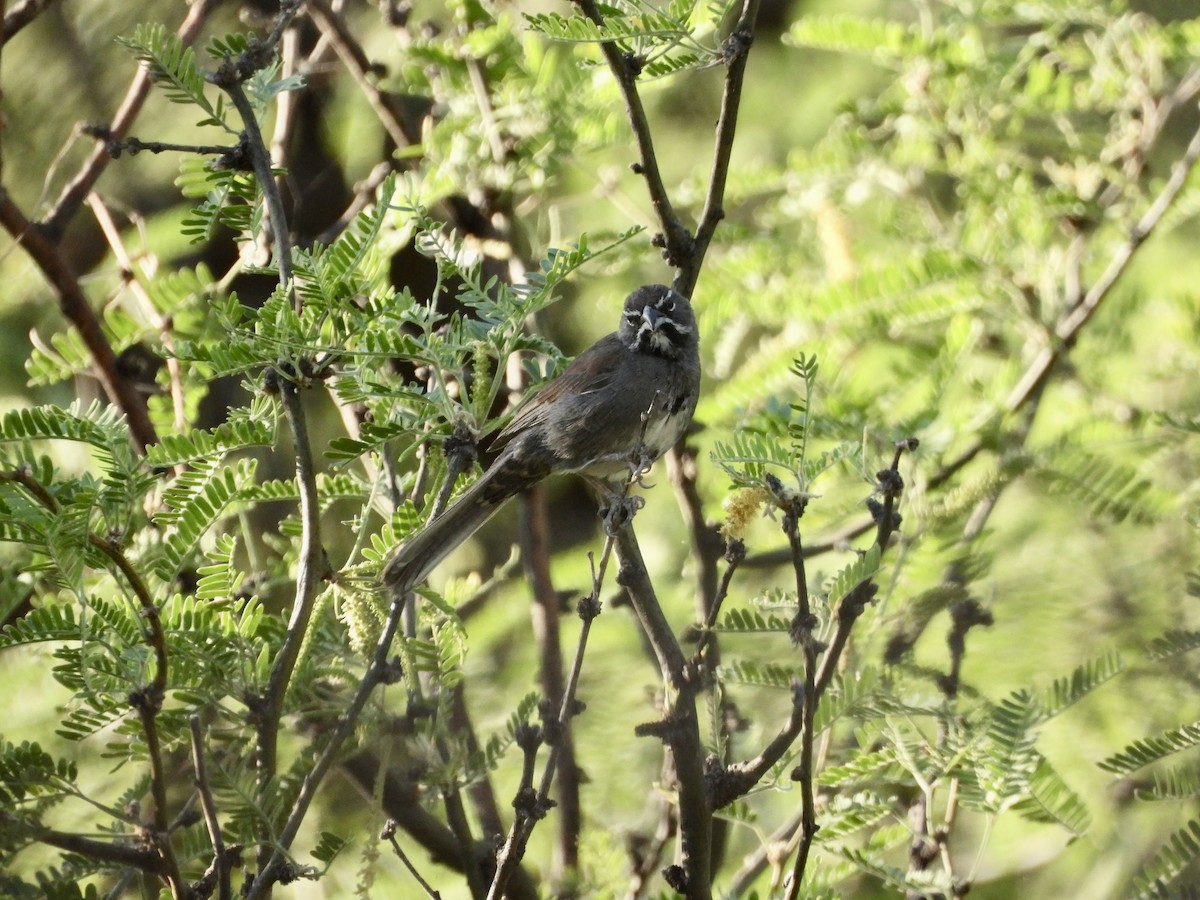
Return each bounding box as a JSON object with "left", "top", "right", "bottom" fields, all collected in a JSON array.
[{"left": 382, "top": 284, "right": 700, "bottom": 595}]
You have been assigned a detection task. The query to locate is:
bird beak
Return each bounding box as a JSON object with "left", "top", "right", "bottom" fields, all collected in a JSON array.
[{"left": 642, "top": 305, "right": 660, "bottom": 328}]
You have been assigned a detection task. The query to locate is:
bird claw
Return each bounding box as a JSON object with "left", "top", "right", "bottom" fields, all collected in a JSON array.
[
  {"left": 601, "top": 495, "right": 645, "bottom": 534},
  {"left": 627, "top": 449, "right": 655, "bottom": 488}
]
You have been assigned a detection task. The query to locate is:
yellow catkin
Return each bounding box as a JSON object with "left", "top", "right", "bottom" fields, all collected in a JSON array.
[{"left": 721, "top": 486, "right": 771, "bottom": 540}]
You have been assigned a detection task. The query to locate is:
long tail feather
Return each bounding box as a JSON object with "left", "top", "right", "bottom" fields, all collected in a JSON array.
[{"left": 382, "top": 466, "right": 513, "bottom": 595}]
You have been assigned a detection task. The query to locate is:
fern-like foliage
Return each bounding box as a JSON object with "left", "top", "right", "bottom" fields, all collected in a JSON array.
[
  {"left": 118, "top": 24, "right": 227, "bottom": 129},
  {"left": 1129, "top": 820, "right": 1200, "bottom": 899},
  {"left": 524, "top": 0, "right": 727, "bottom": 78},
  {"left": 711, "top": 353, "right": 859, "bottom": 494},
  {"left": 785, "top": 12, "right": 919, "bottom": 60},
  {"left": 1137, "top": 765, "right": 1200, "bottom": 803},
  {"left": 1034, "top": 447, "right": 1169, "bottom": 526},
  {"left": 154, "top": 457, "right": 257, "bottom": 583},
  {"left": 145, "top": 395, "right": 278, "bottom": 466},
  {"left": 1039, "top": 650, "right": 1124, "bottom": 721},
  {"left": 0, "top": 741, "right": 78, "bottom": 805},
  {"left": 1100, "top": 722, "right": 1200, "bottom": 776},
  {"left": 1146, "top": 629, "right": 1200, "bottom": 661}
]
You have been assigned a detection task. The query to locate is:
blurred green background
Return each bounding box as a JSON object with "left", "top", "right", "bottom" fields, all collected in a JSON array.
[{"left": 2, "top": 0, "right": 1199, "bottom": 897}]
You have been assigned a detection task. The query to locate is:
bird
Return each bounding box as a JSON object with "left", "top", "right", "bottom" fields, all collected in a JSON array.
[{"left": 382, "top": 283, "right": 700, "bottom": 595}]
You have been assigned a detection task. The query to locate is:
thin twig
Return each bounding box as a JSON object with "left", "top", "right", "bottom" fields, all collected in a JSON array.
[
  {"left": 254, "top": 378, "right": 328, "bottom": 870},
  {"left": 382, "top": 820, "right": 443, "bottom": 899},
  {"left": 2, "top": 0, "right": 58, "bottom": 45},
  {"left": 190, "top": 716, "right": 233, "bottom": 900},
  {"left": 305, "top": 0, "right": 417, "bottom": 150},
  {"left": 104, "top": 136, "right": 242, "bottom": 157},
  {"left": 246, "top": 591, "right": 405, "bottom": 898},
  {"left": 86, "top": 192, "right": 188, "bottom": 433},
  {"left": 488, "top": 484, "right": 630, "bottom": 898},
  {"left": 678, "top": 0, "right": 761, "bottom": 296},
  {"left": 573, "top": 0, "right": 692, "bottom": 265},
  {"left": 40, "top": 0, "right": 220, "bottom": 236},
  {"left": 221, "top": 81, "right": 297, "bottom": 300},
  {"left": 690, "top": 537, "right": 744, "bottom": 666},
  {"left": 341, "top": 753, "right": 539, "bottom": 898},
  {"left": 782, "top": 506, "right": 818, "bottom": 900},
  {"left": 783, "top": 440, "right": 916, "bottom": 896},
  {"left": 0, "top": 190, "right": 159, "bottom": 452}
]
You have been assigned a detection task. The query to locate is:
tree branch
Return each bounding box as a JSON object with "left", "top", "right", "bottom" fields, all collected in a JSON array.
[
  {"left": 190, "top": 716, "right": 234, "bottom": 900},
  {"left": 1, "top": 0, "right": 57, "bottom": 45},
  {"left": 678, "top": 0, "right": 761, "bottom": 297},
  {"left": 0, "top": 191, "right": 159, "bottom": 452},
  {"left": 932, "top": 101, "right": 1200, "bottom": 492},
  {"left": 573, "top": 0, "right": 693, "bottom": 266},
  {"left": 616, "top": 525, "right": 711, "bottom": 899},
  {"left": 518, "top": 486, "right": 582, "bottom": 875},
  {"left": 39, "top": 0, "right": 219, "bottom": 236},
  {"left": 0, "top": 812, "right": 164, "bottom": 873}
]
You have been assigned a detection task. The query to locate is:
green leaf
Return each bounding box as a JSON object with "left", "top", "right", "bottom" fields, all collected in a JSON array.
[
  {"left": 154, "top": 458, "right": 257, "bottom": 582},
  {"left": 1136, "top": 764, "right": 1200, "bottom": 802},
  {"left": 145, "top": 396, "right": 278, "bottom": 466},
  {"left": 0, "top": 603, "right": 80, "bottom": 649},
  {"left": 785, "top": 13, "right": 919, "bottom": 60},
  {"left": 1100, "top": 721, "right": 1200, "bottom": 775},
  {"left": 816, "top": 792, "right": 894, "bottom": 842},
  {"left": 0, "top": 740, "right": 77, "bottom": 804},
  {"left": 1011, "top": 758, "right": 1091, "bottom": 836},
  {"left": 1146, "top": 629, "right": 1200, "bottom": 661},
  {"left": 1039, "top": 650, "right": 1122, "bottom": 720},
  {"left": 311, "top": 830, "right": 350, "bottom": 867},
  {"left": 840, "top": 847, "right": 953, "bottom": 894},
  {"left": 1129, "top": 819, "right": 1200, "bottom": 899},
  {"left": 118, "top": 24, "right": 224, "bottom": 126},
  {"left": 718, "top": 659, "right": 800, "bottom": 689},
  {"left": 825, "top": 545, "right": 882, "bottom": 608}
]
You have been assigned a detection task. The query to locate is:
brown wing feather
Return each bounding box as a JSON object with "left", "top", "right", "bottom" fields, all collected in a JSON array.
[{"left": 494, "top": 334, "right": 623, "bottom": 448}]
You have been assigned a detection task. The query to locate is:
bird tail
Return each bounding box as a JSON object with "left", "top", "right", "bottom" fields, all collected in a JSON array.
[{"left": 381, "top": 465, "right": 515, "bottom": 596}]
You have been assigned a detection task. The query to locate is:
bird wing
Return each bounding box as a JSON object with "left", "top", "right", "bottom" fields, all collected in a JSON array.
[{"left": 493, "top": 334, "right": 623, "bottom": 449}]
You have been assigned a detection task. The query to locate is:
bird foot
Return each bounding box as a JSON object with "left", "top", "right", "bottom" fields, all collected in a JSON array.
[
  {"left": 627, "top": 448, "right": 656, "bottom": 488},
  {"left": 600, "top": 494, "right": 645, "bottom": 534}
]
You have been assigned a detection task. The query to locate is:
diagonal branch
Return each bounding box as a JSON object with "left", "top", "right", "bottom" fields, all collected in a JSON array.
[
  {"left": 933, "top": 102, "right": 1200, "bottom": 491},
  {"left": 1005, "top": 111, "right": 1200, "bottom": 412},
  {"left": 2, "top": 0, "right": 59, "bottom": 45},
  {"left": 39, "top": 0, "right": 219, "bottom": 236},
  {"left": 616, "top": 525, "right": 711, "bottom": 900},
  {"left": 0, "top": 191, "right": 159, "bottom": 452},
  {"left": 573, "top": 0, "right": 693, "bottom": 265},
  {"left": 679, "top": 0, "right": 761, "bottom": 297}
]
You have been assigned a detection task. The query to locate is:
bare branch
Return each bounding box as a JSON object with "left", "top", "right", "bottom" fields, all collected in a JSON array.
[
  {"left": 40, "top": 0, "right": 220, "bottom": 236},
  {"left": 0, "top": 812, "right": 164, "bottom": 873},
  {"left": 0, "top": 191, "right": 159, "bottom": 452},
  {"left": 190, "top": 716, "right": 234, "bottom": 900},
  {"left": 573, "top": 0, "right": 692, "bottom": 265},
  {"left": 381, "top": 820, "right": 443, "bottom": 899},
  {"left": 679, "top": 0, "right": 761, "bottom": 297},
  {"left": 1, "top": 0, "right": 59, "bottom": 46}
]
